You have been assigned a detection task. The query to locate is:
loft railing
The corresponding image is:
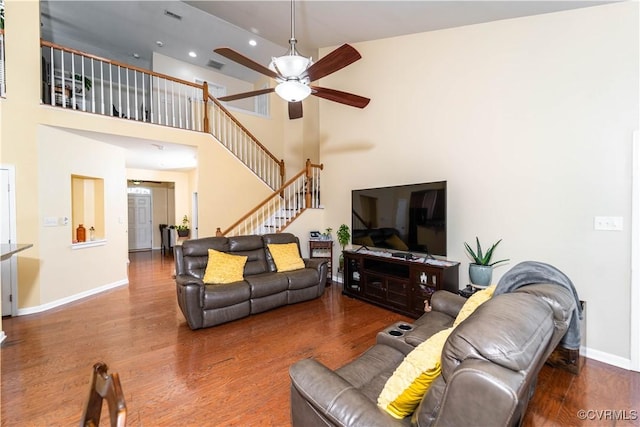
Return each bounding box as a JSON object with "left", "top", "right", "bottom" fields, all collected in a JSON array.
[
  {"left": 221, "top": 159, "right": 323, "bottom": 237},
  {"left": 41, "top": 40, "right": 206, "bottom": 130},
  {"left": 39, "top": 40, "right": 284, "bottom": 190},
  {"left": 0, "top": 29, "right": 5, "bottom": 98}
]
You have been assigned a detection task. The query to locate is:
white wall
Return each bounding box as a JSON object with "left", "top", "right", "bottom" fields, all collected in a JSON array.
[{"left": 319, "top": 3, "right": 639, "bottom": 364}]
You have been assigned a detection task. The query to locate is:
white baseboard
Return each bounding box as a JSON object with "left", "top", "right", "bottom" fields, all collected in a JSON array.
[
  {"left": 584, "top": 346, "right": 632, "bottom": 370},
  {"left": 16, "top": 279, "right": 128, "bottom": 316}
]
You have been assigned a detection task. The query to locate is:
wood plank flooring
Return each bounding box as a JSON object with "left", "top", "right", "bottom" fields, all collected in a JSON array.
[{"left": 1, "top": 250, "right": 638, "bottom": 426}]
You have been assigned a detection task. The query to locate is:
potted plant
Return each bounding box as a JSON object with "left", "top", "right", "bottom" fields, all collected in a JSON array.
[
  {"left": 463, "top": 237, "right": 509, "bottom": 286},
  {"left": 322, "top": 227, "right": 333, "bottom": 241},
  {"left": 336, "top": 224, "right": 351, "bottom": 272},
  {"left": 175, "top": 215, "right": 190, "bottom": 237},
  {"left": 74, "top": 73, "right": 92, "bottom": 93}
]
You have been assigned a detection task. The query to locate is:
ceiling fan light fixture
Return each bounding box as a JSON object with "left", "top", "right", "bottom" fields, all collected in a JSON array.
[
  {"left": 270, "top": 54, "right": 312, "bottom": 79},
  {"left": 275, "top": 80, "right": 311, "bottom": 102}
]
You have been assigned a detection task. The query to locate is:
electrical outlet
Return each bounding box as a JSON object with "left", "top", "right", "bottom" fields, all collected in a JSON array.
[{"left": 594, "top": 216, "right": 623, "bottom": 231}]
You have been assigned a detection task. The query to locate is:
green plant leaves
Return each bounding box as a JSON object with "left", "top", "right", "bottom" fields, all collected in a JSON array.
[{"left": 464, "top": 237, "right": 509, "bottom": 266}]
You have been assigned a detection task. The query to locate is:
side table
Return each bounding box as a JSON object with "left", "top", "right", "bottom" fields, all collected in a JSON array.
[{"left": 309, "top": 239, "right": 333, "bottom": 285}]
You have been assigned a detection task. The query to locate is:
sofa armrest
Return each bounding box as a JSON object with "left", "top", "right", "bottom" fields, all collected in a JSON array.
[
  {"left": 424, "top": 359, "right": 524, "bottom": 427},
  {"left": 304, "top": 257, "right": 327, "bottom": 271},
  {"left": 430, "top": 290, "right": 467, "bottom": 318},
  {"left": 289, "top": 359, "right": 402, "bottom": 427},
  {"left": 175, "top": 275, "right": 204, "bottom": 330}
]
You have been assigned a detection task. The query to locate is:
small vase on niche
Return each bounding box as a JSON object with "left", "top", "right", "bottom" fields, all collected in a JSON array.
[
  {"left": 89, "top": 226, "right": 95, "bottom": 241},
  {"left": 76, "top": 224, "right": 86, "bottom": 242}
]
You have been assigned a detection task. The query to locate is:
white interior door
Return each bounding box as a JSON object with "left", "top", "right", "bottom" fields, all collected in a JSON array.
[
  {"left": 191, "top": 192, "right": 198, "bottom": 239},
  {"left": 631, "top": 131, "right": 639, "bottom": 371},
  {"left": 1, "top": 166, "right": 16, "bottom": 316},
  {"left": 128, "top": 193, "right": 152, "bottom": 251}
]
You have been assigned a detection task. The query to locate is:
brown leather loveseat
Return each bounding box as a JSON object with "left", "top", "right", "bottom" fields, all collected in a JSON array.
[
  {"left": 289, "top": 261, "right": 581, "bottom": 426},
  {"left": 174, "top": 233, "right": 328, "bottom": 330}
]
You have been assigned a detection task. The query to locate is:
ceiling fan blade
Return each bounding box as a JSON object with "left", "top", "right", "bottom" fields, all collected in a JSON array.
[
  {"left": 304, "top": 44, "right": 362, "bottom": 82},
  {"left": 217, "top": 88, "right": 275, "bottom": 102},
  {"left": 311, "top": 86, "right": 370, "bottom": 109},
  {"left": 288, "top": 101, "right": 303, "bottom": 120},
  {"left": 214, "top": 47, "right": 278, "bottom": 79}
]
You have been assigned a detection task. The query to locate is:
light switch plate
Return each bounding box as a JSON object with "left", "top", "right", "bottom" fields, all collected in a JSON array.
[
  {"left": 43, "top": 216, "right": 58, "bottom": 227},
  {"left": 594, "top": 216, "right": 623, "bottom": 231}
]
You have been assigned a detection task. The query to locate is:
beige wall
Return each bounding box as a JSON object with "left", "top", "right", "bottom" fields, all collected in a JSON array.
[
  {"left": 319, "top": 3, "right": 639, "bottom": 363},
  {"left": 37, "top": 126, "right": 128, "bottom": 304}
]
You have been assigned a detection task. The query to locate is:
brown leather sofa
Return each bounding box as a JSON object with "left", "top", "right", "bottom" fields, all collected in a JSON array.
[
  {"left": 174, "top": 233, "right": 328, "bottom": 330},
  {"left": 289, "top": 276, "right": 579, "bottom": 426}
]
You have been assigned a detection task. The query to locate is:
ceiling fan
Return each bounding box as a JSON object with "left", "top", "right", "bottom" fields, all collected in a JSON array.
[{"left": 213, "top": 0, "right": 370, "bottom": 120}]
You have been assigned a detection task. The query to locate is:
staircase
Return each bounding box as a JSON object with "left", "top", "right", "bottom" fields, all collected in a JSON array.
[
  {"left": 222, "top": 159, "right": 323, "bottom": 236},
  {"left": 39, "top": 40, "right": 320, "bottom": 232}
]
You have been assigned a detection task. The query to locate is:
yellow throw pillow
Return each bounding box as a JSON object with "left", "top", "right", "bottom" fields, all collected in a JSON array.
[
  {"left": 377, "top": 328, "right": 452, "bottom": 419},
  {"left": 202, "top": 249, "right": 247, "bottom": 284},
  {"left": 268, "top": 243, "right": 305, "bottom": 272},
  {"left": 385, "top": 234, "right": 409, "bottom": 251},
  {"left": 453, "top": 285, "right": 496, "bottom": 327}
]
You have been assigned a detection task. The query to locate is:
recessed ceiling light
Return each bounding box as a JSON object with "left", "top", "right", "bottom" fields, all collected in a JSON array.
[
  {"left": 132, "top": 53, "right": 140, "bottom": 59},
  {"left": 156, "top": 41, "right": 164, "bottom": 47},
  {"left": 249, "top": 39, "right": 257, "bottom": 47},
  {"left": 189, "top": 51, "right": 197, "bottom": 58}
]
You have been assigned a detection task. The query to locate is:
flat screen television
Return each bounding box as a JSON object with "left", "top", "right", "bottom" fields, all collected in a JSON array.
[{"left": 351, "top": 181, "right": 447, "bottom": 256}]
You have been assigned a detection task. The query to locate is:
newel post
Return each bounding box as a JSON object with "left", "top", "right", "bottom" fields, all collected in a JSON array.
[
  {"left": 202, "top": 81, "right": 210, "bottom": 134},
  {"left": 305, "top": 159, "right": 312, "bottom": 207},
  {"left": 279, "top": 160, "right": 286, "bottom": 188}
]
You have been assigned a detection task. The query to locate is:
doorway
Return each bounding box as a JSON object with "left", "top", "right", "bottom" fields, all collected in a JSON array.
[
  {"left": 127, "top": 180, "right": 176, "bottom": 251},
  {"left": 128, "top": 193, "right": 152, "bottom": 251},
  {"left": 1, "top": 165, "right": 17, "bottom": 316},
  {"left": 632, "top": 131, "right": 639, "bottom": 371}
]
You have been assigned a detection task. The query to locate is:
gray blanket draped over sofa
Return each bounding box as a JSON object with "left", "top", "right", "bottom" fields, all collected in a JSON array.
[{"left": 495, "top": 260, "right": 582, "bottom": 349}]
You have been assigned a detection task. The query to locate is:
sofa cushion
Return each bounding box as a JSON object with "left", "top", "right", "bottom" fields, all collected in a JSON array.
[
  {"left": 203, "top": 249, "right": 248, "bottom": 284},
  {"left": 228, "top": 235, "right": 269, "bottom": 275},
  {"left": 202, "top": 282, "right": 251, "bottom": 310},
  {"left": 442, "top": 293, "right": 554, "bottom": 376},
  {"left": 404, "top": 311, "right": 454, "bottom": 347},
  {"left": 181, "top": 237, "right": 229, "bottom": 279},
  {"left": 245, "top": 272, "right": 289, "bottom": 298},
  {"left": 268, "top": 243, "right": 305, "bottom": 272},
  {"left": 335, "top": 344, "right": 406, "bottom": 403},
  {"left": 283, "top": 268, "right": 320, "bottom": 290}
]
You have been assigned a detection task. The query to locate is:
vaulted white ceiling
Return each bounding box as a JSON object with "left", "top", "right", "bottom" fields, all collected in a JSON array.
[{"left": 38, "top": 0, "right": 613, "bottom": 171}]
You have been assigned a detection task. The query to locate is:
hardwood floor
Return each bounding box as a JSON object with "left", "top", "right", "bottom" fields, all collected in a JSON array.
[{"left": 1, "top": 250, "right": 638, "bottom": 426}]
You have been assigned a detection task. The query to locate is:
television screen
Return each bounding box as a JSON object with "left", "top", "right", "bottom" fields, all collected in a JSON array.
[{"left": 351, "top": 181, "right": 447, "bottom": 256}]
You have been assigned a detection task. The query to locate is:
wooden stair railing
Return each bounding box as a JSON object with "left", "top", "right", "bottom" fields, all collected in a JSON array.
[
  {"left": 39, "top": 40, "right": 284, "bottom": 190},
  {"left": 221, "top": 159, "right": 323, "bottom": 237},
  {"left": 206, "top": 93, "right": 284, "bottom": 190}
]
